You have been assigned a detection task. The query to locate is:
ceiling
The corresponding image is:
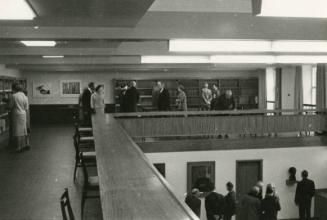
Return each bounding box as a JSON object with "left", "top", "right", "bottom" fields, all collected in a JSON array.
[{"left": 0, "top": 0, "right": 327, "bottom": 73}]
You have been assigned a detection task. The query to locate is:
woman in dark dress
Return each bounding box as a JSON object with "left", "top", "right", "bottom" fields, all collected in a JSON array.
[{"left": 262, "top": 183, "right": 281, "bottom": 220}]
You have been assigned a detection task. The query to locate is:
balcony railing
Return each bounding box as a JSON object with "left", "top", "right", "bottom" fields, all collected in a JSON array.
[{"left": 114, "top": 109, "right": 327, "bottom": 139}]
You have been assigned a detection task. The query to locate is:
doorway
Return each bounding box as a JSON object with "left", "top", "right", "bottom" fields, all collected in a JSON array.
[{"left": 236, "top": 160, "right": 263, "bottom": 199}]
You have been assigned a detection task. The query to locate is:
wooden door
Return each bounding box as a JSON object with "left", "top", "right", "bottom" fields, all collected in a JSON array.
[{"left": 236, "top": 160, "right": 262, "bottom": 199}]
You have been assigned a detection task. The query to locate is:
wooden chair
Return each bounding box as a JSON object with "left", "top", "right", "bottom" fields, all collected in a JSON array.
[
  {"left": 74, "top": 122, "right": 93, "bottom": 137},
  {"left": 60, "top": 188, "right": 75, "bottom": 220},
  {"left": 73, "top": 139, "right": 97, "bottom": 182},
  {"left": 81, "top": 156, "right": 100, "bottom": 218}
]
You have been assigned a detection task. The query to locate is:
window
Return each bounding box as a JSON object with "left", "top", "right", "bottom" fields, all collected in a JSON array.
[
  {"left": 302, "top": 65, "right": 317, "bottom": 109},
  {"left": 266, "top": 67, "right": 276, "bottom": 110}
]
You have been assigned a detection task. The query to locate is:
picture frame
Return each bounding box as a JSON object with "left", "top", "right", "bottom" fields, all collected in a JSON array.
[
  {"left": 60, "top": 80, "right": 81, "bottom": 97},
  {"left": 187, "top": 161, "right": 215, "bottom": 193},
  {"left": 33, "top": 81, "right": 53, "bottom": 97}
]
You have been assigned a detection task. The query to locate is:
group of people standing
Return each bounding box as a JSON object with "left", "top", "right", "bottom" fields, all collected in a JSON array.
[
  {"left": 185, "top": 170, "right": 315, "bottom": 220},
  {"left": 185, "top": 181, "right": 236, "bottom": 220},
  {"left": 80, "top": 82, "right": 105, "bottom": 126},
  {"left": 2, "top": 83, "right": 30, "bottom": 153},
  {"left": 117, "top": 80, "right": 237, "bottom": 112},
  {"left": 201, "top": 82, "right": 236, "bottom": 111}
]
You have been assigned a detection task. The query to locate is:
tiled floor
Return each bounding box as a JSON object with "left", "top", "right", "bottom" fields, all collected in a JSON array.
[{"left": 0, "top": 124, "right": 102, "bottom": 220}]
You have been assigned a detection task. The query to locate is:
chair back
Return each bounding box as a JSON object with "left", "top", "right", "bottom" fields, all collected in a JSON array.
[{"left": 60, "top": 188, "right": 75, "bottom": 220}]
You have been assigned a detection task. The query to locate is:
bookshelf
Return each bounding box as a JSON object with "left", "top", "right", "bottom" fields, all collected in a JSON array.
[
  {"left": 0, "top": 76, "right": 27, "bottom": 137},
  {"left": 114, "top": 78, "right": 258, "bottom": 112}
]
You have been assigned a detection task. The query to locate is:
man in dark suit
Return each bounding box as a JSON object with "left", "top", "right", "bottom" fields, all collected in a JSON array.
[
  {"left": 224, "top": 182, "right": 236, "bottom": 220},
  {"left": 238, "top": 186, "right": 262, "bottom": 220},
  {"left": 157, "top": 83, "right": 170, "bottom": 111},
  {"left": 185, "top": 188, "right": 201, "bottom": 217},
  {"left": 295, "top": 170, "right": 315, "bottom": 220},
  {"left": 81, "top": 82, "right": 94, "bottom": 126},
  {"left": 205, "top": 182, "right": 225, "bottom": 220},
  {"left": 220, "top": 89, "right": 236, "bottom": 110},
  {"left": 124, "top": 81, "right": 140, "bottom": 112}
]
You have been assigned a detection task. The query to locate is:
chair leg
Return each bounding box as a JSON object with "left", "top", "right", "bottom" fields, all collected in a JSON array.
[
  {"left": 81, "top": 187, "right": 86, "bottom": 219},
  {"left": 73, "top": 161, "right": 78, "bottom": 182}
]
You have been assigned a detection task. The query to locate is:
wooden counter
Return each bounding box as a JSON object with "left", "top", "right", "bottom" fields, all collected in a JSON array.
[{"left": 92, "top": 112, "right": 198, "bottom": 220}]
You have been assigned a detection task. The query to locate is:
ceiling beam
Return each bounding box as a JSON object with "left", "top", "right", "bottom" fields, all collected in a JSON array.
[
  {"left": 0, "top": 41, "right": 168, "bottom": 56},
  {"left": 0, "top": 13, "right": 327, "bottom": 40},
  {"left": 0, "top": 56, "right": 140, "bottom": 65},
  {"left": 8, "top": 63, "right": 267, "bottom": 72}
]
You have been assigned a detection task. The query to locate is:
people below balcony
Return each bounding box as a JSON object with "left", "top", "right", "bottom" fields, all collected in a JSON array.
[
  {"left": 176, "top": 85, "right": 187, "bottom": 111},
  {"left": 205, "top": 182, "right": 225, "bottom": 220},
  {"left": 262, "top": 183, "right": 281, "bottom": 220},
  {"left": 201, "top": 82, "right": 213, "bottom": 110},
  {"left": 223, "top": 182, "right": 236, "bottom": 220},
  {"left": 157, "top": 82, "right": 170, "bottom": 111},
  {"left": 184, "top": 188, "right": 201, "bottom": 217},
  {"left": 220, "top": 89, "right": 236, "bottom": 110},
  {"left": 124, "top": 81, "right": 140, "bottom": 112},
  {"left": 238, "top": 186, "right": 262, "bottom": 220},
  {"left": 91, "top": 85, "right": 105, "bottom": 114},
  {"left": 81, "top": 82, "right": 94, "bottom": 126},
  {"left": 295, "top": 170, "right": 315, "bottom": 220}
]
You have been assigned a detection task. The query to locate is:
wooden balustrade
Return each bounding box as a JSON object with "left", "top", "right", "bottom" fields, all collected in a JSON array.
[
  {"left": 92, "top": 113, "right": 198, "bottom": 220},
  {"left": 115, "top": 109, "right": 327, "bottom": 138}
]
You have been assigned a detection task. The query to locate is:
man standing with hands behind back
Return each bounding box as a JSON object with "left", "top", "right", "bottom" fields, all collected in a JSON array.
[
  {"left": 295, "top": 170, "right": 315, "bottom": 220},
  {"left": 81, "top": 82, "right": 94, "bottom": 126}
]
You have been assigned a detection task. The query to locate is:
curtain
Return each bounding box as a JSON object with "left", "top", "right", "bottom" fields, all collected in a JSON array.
[
  {"left": 316, "top": 64, "right": 326, "bottom": 110},
  {"left": 275, "top": 68, "right": 282, "bottom": 110},
  {"left": 294, "top": 66, "right": 303, "bottom": 110}
]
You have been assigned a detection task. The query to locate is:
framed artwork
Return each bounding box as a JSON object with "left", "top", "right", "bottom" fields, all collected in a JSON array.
[
  {"left": 187, "top": 161, "right": 215, "bottom": 193},
  {"left": 33, "top": 82, "right": 53, "bottom": 97},
  {"left": 60, "top": 80, "right": 81, "bottom": 97}
]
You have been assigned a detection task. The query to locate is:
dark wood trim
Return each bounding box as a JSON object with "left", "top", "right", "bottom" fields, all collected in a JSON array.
[{"left": 139, "top": 136, "right": 327, "bottom": 153}]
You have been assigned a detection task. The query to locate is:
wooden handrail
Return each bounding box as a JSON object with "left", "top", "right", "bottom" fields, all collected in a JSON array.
[
  {"left": 92, "top": 113, "right": 199, "bottom": 220},
  {"left": 114, "top": 109, "right": 327, "bottom": 118},
  {"left": 116, "top": 110, "right": 327, "bottom": 138}
]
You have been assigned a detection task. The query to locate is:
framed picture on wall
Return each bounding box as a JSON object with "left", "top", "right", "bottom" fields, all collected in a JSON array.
[
  {"left": 60, "top": 80, "right": 81, "bottom": 97},
  {"left": 32, "top": 81, "right": 53, "bottom": 97},
  {"left": 187, "top": 161, "right": 215, "bottom": 193}
]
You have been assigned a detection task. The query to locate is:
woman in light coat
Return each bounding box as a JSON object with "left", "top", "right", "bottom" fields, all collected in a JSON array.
[
  {"left": 9, "top": 83, "right": 29, "bottom": 153},
  {"left": 90, "top": 85, "right": 105, "bottom": 114}
]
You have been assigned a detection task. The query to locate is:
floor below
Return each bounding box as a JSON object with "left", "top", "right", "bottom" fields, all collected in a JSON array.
[{"left": 0, "top": 124, "right": 102, "bottom": 220}]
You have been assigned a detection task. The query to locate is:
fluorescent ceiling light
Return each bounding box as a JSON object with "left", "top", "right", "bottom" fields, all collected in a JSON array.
[
  {"left": 42, "top": 55, "right": 64, "bottom": 58},
  {"left": 170, "top": 39, "right": 327, "bottom": 53},
  {"left": 21, "top": 41, "right": 57, "bottom": 47},
  {"left": 141, "top": 55, "right": 209, "bottom": 63},
  {"left": 210, "top": 55, "right": 275, "bottom": 64},
  {"left": 258, "top": 0, "right": 327, "bottom": 18},
  {"left": 0, "top": 0, "right": 35, "bottom": 20},
  {"left": 276, "top": 55, "right": 327, "bottom": 64},
  {"left": 272, "top": 41, "right": 327, "bottom": 53},
  {"left": 141, "top": 55, "right": 327, "bottom": 64},
  {"left": 170, "top": 39, "right": 271, "bottom": 52}
]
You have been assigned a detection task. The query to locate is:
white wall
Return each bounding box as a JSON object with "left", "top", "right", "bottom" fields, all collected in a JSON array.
[
  {"left": 146, "top": 146, "right": 327, "bottom": 219},
  {"left": 22, "top": 70, "right": 263, "bottom": 105},
  {"left": 281, "top": 66, "right": 296, "bottom": 109},
  {"left": 0, "top": 65, "right": 22, "bottom": 78}
]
